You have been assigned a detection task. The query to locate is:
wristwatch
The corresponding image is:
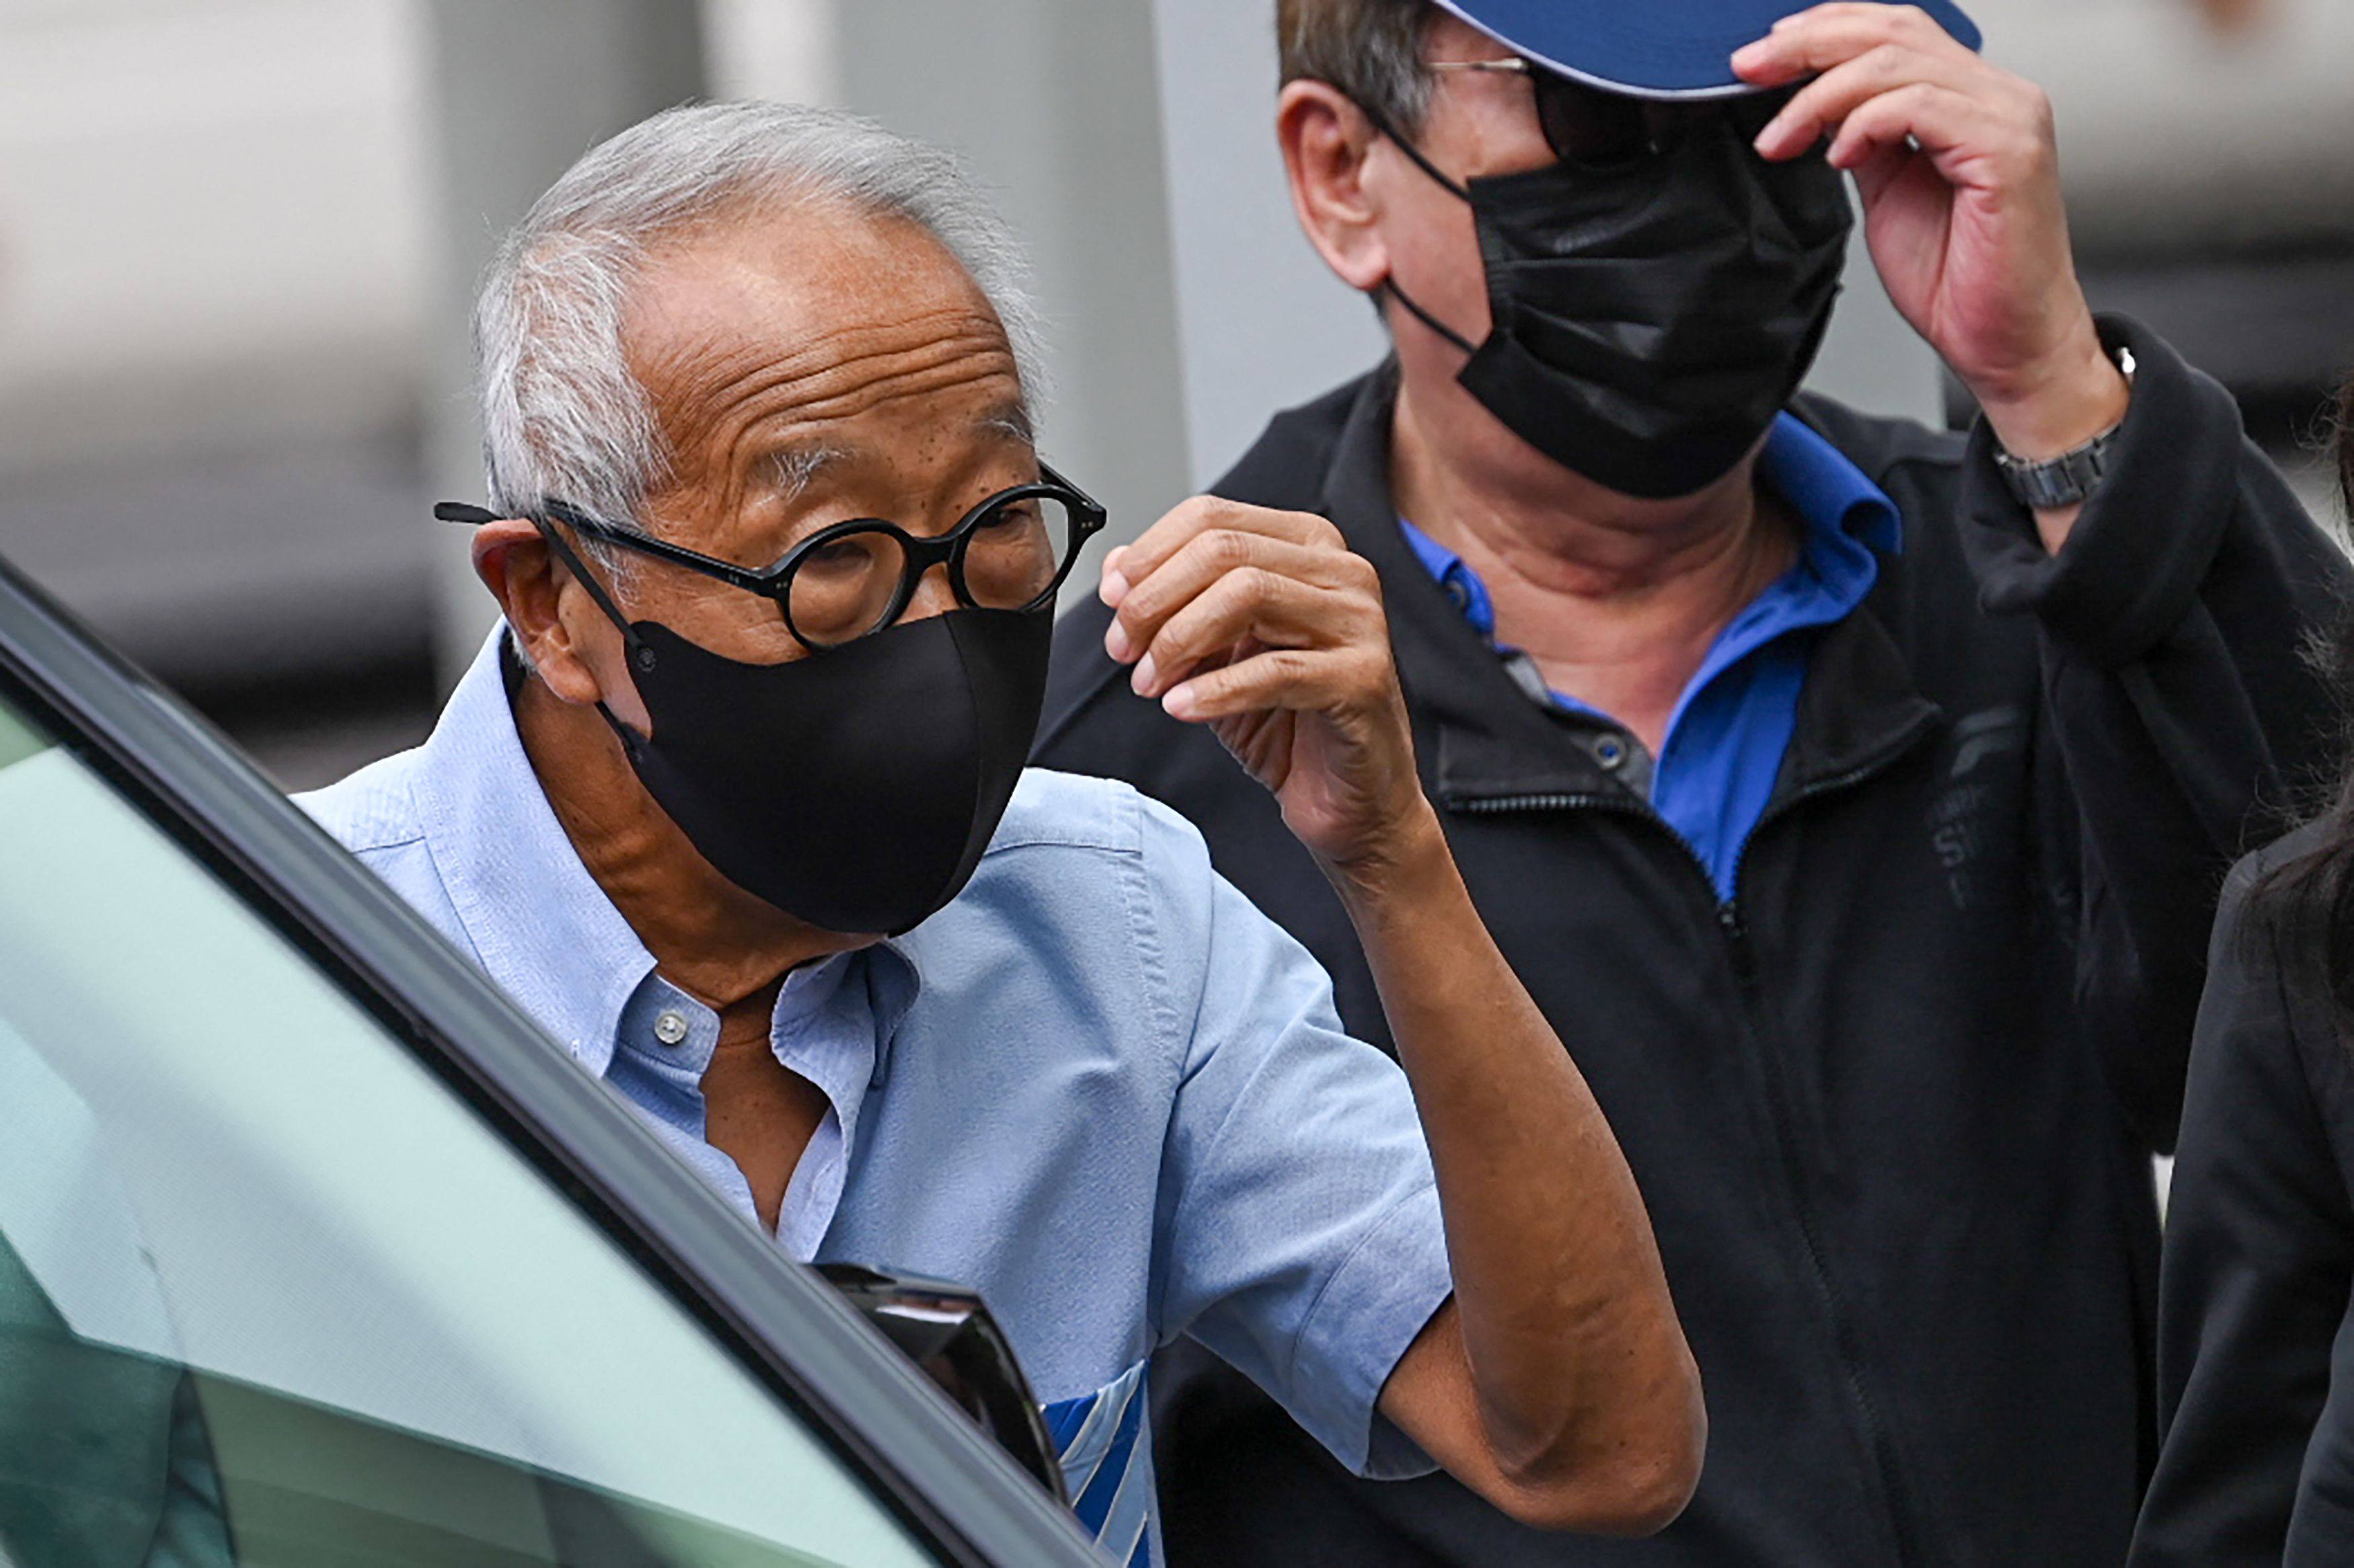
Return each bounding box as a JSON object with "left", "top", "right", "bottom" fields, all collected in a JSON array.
[{"left": 1993, "top": 346, "right": 2137, "bottom": 510}]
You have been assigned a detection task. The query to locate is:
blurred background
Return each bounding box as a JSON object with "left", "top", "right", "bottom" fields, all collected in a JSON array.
[{"left": 0, "top": 0, "right": 2347, "bottom": 789}]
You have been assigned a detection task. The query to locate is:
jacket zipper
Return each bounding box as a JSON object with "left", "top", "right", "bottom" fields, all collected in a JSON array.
[
  {"left": 1455, "top": 762, "right": 1931, "bottom": 1567},
  {"left": 1718, "top": 756, "right": 1940, "bottom": 1568}
]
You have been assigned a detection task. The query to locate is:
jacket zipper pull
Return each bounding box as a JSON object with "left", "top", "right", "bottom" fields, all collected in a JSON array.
[{"left": 1718, "top": 902, "right": 1762, "bottom": 991}]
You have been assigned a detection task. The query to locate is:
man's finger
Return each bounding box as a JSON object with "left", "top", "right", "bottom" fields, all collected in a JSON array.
[
  {"left": 1106, "top": 531, "right": 1375, "bottom": 666},
  {"left": 1100, "top": 497, "right": 1338, "bottom": 609},
  {"left": 1751, "top": 42, "right": 1979, "bottom": 160},
  {"left": 1163, "top": 645, "right": 1387, "bottom": 724},
  {"left": 1731, "top": 3, "right": 1973, "bottom": 87},
  {"left": 1847, "top": 138, "right": 1921, "bottom": 206},
  {"left": 1131, "top": 567, "right": 1380, "bottom": 700},
  {"left": 1822, "top": 81, "right": 2014, "bottom": 178}
]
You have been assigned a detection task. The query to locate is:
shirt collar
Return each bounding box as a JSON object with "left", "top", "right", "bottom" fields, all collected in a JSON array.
[
  {"left": 408, "top": 630, "right": 923, "bottom": 1080},
  {"left": 1397, "top": 515, "right": 1501, "bottom": 639},
  {"left": 1755, "top": 409, "right": 1903, "bottom": 569}
]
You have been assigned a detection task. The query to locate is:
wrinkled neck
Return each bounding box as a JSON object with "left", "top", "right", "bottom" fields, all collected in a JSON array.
[{"left": 1388, "top": 381, "right": 1797, "bottom": 748}]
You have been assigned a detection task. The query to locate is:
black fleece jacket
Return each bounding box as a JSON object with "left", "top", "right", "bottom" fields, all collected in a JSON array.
[
  {"left": 1032, "top": 317, "right": 2350, "bottom": 1567},
  {"left": 2131, "top": 823, "right": 2354, "bottom": 1568}
]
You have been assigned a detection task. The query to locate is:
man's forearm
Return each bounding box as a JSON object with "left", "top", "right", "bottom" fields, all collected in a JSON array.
[
  {"left": 1093, "top": 487, "right": 1702, "bottom": 1524},
  {"left": 1331, "top": 807, "right": 1701, "bottom": 1514}
]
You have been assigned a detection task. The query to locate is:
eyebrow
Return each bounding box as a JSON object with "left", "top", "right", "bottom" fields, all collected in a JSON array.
[
  {"left": 761, "top": 440, "right": 855, "bottom": 504},
  {"left": 979, "top": 399, "right": 1037, "bottom": 447},
  {"left": 757, "top": 401, "right": 1038, "bottom": 503}
]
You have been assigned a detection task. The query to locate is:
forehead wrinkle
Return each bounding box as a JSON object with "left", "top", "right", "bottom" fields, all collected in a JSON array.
[
  {"left": 745, "top": 391, "right": 1030, "bottom": 524},
  {"left": 640, "top": 302, "right": 1010, "bottom": 422},
  {"left": 649, "top": 314, "right": 1018, "bottom": 481},
  {"left": 714, "top": 350, "right": 1023, "bottom": 492}
]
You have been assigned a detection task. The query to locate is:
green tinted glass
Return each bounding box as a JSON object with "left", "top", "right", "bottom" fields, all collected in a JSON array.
[
  {"left": 0, "top": 702, "right": 48, "bottom": 775},
  {"left": 0, "top": 689, "right": 939, "bottom": 1568}
]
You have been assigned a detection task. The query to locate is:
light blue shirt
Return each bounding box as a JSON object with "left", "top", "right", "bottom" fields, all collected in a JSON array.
[
  {"left": 1399, "top": 413, "right": 1901, "bottom": 899},
  {"left": 299, "top": 632, "right": 1453, "bottom": 1565}
]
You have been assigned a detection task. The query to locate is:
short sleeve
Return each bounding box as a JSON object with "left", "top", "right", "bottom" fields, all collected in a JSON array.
[{"left": 1133, "top": 799, "right": 1453, "bottom": 1479}]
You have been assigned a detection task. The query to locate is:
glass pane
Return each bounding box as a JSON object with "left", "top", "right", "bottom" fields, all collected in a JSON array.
[
  {"left": 787, "top": 529, "right": 909, "bottom": 646},
  {"left": 960, "top": 497, "right": 1073, "bottom": 611},
  {"left": 0, "top": 700, "right": 940, "bottom": 1568}
]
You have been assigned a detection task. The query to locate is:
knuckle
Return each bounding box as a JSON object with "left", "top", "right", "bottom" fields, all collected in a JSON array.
[
  {"left": 1147, "top": 616, "right": 1192, "bottom": 664},
  {"left": 1235, "top": 563, "right": 1283, "bottom": 604},
  {"left": 1186, "top": 666, "right": 1233, "bottom": 706},
  {"left": 1262, "top": 648, "right": 1314, "bottom": 686},
  {"left": 1211, "top": 498, "right": 1288, "bottom": 538},
  {"left": 1118, "top": 579, "right": 1169, "bottom": 625},
  {"left": 1205, "top": 528, "right": 1256, "bottom": 572},
  {"left": 1338, "top": 654, "right": 1392, "bottom": 705}
]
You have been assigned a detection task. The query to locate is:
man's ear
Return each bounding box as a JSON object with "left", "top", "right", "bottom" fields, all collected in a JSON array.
[
  {"left": 471, "top": 520, "right": 606, "bottom": 707},
  {"left": 1277, "top": 79, "right": 1393, "bottom": 295}
]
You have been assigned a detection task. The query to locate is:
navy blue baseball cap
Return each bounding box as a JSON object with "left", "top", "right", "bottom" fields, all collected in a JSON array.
[{"left": 1427, "top": 0, "right": 1982, "bottom": 101}]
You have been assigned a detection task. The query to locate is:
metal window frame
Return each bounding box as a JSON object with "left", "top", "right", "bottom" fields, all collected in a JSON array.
[{"left": 0, "top": 552, "right": 1102, "bottom": 1568}]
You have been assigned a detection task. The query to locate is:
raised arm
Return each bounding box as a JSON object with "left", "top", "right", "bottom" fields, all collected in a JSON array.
[
  {"left": 1100, "top": 499, "right": 1703, "bottom": 1533},
  {"left": 1737, "top": 4, "right": 2352, "bottom": 1147}
]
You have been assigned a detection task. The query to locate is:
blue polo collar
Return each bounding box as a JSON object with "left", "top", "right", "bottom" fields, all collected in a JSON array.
[{"left": 1400, "top": 412, "right": 1901, "bottom": 643}]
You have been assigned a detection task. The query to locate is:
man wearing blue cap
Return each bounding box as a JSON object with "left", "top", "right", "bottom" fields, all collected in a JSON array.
[{"left": 1039, "top": 2, "right": 2351, "bottom": 1563}]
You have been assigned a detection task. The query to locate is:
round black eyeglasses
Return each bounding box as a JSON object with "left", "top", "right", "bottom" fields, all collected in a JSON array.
[{"left": 437, "top": 463, "right": 1106, "bottom": 654}]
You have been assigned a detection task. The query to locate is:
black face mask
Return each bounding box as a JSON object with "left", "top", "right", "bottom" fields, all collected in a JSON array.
[
  {"left": 601, "top": 609, "right": 1052, "bottom": 936},
  {"left": 1375, "top": 105, "right": 1854, "bottom": 500}
]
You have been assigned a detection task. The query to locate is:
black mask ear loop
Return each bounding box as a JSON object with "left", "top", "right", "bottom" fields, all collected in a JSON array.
[
  {"left": 1350, "top": 104, "right": 1483, "bottom": 358},
  {"left": 433, "top": 500, "right": 659, "bottom": 753}
]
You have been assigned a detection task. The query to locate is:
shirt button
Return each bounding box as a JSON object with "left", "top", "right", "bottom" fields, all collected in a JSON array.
[
  {"left": 1595, "top": 736, "right": 1629, "bottom": 770},
  {"left": 653, "top": 1010, "right": 690, "bottom": 1047}
]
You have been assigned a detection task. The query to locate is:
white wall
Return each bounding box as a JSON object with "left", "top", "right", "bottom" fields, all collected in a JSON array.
[
  {"left": 832, "top": 0, "right": 1195, "bottom": 585},
  {"left": 0, "top": 0, "right": 432, "bottom": 474},
  {"left": 1150, "top": 0, "right": 1390, "bottom": 490}
]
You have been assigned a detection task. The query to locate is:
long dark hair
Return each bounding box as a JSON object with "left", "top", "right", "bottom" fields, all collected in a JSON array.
[{"left": 2258, "top": 377, "right": 2354, "bottom": 1021}]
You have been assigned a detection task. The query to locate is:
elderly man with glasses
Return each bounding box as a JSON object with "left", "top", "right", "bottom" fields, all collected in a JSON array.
[{"left": 299, "top": 102, "right": 1703, "bottom": 1564}]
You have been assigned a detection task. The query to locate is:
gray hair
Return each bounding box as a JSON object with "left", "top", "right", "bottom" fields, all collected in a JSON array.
[
  {"left": 472, "top": 100, "right": 1045, "bottom": 554},
  {"left": 1277, "top": 0, "right": 1436, "bottom": 136}
]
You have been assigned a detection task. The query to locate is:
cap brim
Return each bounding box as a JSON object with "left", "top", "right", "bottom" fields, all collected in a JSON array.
[{"left": 1428, "top": 0, "right": 1983, "bottom": 102}]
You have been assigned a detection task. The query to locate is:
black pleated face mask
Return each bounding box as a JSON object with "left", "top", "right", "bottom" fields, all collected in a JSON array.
[
  {"left": 599, "top": 606, "right": 1053, "bottom": 937},
  {"left": 1375, "top": 104, "right": 1854, "bottom": 500}
]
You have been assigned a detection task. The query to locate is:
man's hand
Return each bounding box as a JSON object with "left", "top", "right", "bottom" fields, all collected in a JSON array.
[
  {"left": 1734, "top": 4, "right": 2129, "bottom": 547},
  {"left": 1100, "top": 498, "right": 1436, "bottom": 887}
]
